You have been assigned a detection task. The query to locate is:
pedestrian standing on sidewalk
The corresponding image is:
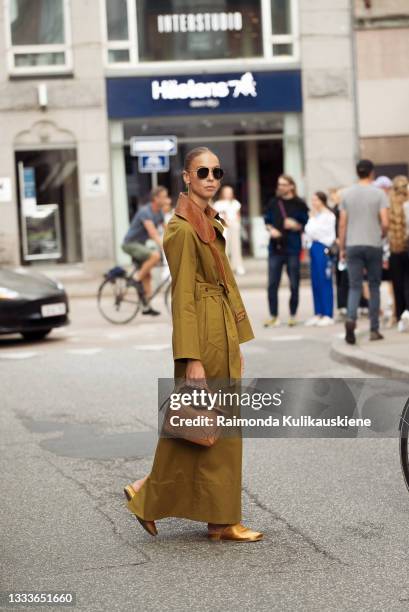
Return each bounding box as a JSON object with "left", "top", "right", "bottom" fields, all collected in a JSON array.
[
  {"left": 263, "top": 175, "right": 309, "bottom": 328},
  {"left": 123, "top": 146, "right": 263, "bottom": 542},
  {"left": 213, "top": 184, "right": 246, "bottom": 275},
  {"left": 329, "top": 187, "right": 349, "bottom": 321},
  {"left": 304, "top": 192, "right": 336, "bottom": 327},
  {"left": 339, "top": 159, "right": 389, "bottom": 344},
  {"left": 373, "top": 176, "right": 395, "bottom": 326},
  {"left": 388, "top": 175, "right": 409, "bottom": 332}
]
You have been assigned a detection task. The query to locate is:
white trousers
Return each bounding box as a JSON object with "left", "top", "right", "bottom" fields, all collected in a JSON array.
[{"left": 224, "top": 222, "right": 244, "bottom": 271}]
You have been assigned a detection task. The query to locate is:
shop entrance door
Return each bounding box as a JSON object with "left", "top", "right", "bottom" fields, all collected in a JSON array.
[{"left": 124, "top": 135, "right": 283, "bottom": 255}]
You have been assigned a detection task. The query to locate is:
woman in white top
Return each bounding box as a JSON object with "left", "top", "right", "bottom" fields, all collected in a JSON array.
[
  {"left": 213, "top": 185, "right": 245, "bottom": 275},
  {"left": 304, "top": 191, "right": 337, "bottom": 326}
]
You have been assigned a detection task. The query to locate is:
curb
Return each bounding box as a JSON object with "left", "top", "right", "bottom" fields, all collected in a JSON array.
[{"left": 330, "top": 333, "right": 409, "bottom": 380}]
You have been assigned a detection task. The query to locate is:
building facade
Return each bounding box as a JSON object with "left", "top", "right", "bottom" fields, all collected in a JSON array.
[
  {"left": 0, "top": 0, "right": 358, "bottom": 268},
  {"left": 355, "top": 0, "right": 409, "bottom": 177}
]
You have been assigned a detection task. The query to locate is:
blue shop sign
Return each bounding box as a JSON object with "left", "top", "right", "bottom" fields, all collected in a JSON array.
[{"left": 106, "top": 70, "right": 302, "bottom": 119}]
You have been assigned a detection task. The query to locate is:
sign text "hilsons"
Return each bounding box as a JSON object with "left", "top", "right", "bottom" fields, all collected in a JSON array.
[{"left": 151, "top": 72, "right": 257, "bottom": 102}]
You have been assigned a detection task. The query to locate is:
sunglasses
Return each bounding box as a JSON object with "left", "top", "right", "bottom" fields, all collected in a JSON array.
[{"left": 189, "top": 166, "right": 224, "bottom": 180}]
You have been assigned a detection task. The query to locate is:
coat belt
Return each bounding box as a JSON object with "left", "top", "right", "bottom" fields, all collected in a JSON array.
[
  {"left": 194, "top": 281, "right": 225, "bottom": 300},
  {"left": 194, "top": 281, "right": 240, "bottom": 383}
]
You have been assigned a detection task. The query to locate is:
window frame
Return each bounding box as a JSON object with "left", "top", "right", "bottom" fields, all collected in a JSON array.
[
  {"left": 4, "top": 0, "right": 73, "bottom": 76},
  {"left": 102, "top": 0, "right": 299, "bottom": 70}
]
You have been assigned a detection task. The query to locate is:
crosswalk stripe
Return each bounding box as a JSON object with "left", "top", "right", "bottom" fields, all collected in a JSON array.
[
  {"left": 241, "top": 346, "right": 268, "bottom": 353},
  {"left": 268, "top": 335, "right": 304, "bottom": 342},
  {"left": 133, "top": 344, "right": 171, "bottom": 351},
  {"left": 0, "top": 351, "right": 39, "bottom": 359},
  {"left": 67, "top": 348, "right": 103, "bottom": 355}
]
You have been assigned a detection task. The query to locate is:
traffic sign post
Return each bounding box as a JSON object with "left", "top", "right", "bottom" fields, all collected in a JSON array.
[
  {"left": 130, "top": 136, "right": 177, "bottom": 157},
  {"left": 130, "top": 136, "right": 177, "bottom": 188},
  {"left": 138, "top": 154, "right": 170, "bottom": 173}
]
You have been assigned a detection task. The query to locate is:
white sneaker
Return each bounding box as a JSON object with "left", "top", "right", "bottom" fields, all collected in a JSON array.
[
  {"left": 401, "top": 310, "right": 409, "bottom": 320},
  {"left": 304, "top": 316, "right": 321, "bottom": 327},
  {"left": 316, "top": 316, "right": 335, "bottom": 327},
  {"left": 398, "top": 317, "right": 409, "bottom": 333}
]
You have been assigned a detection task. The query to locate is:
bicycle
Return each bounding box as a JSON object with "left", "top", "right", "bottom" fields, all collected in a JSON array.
[
  {"left": 97, "top": 259, "right": 172, "bottom": 324},
  {"left": 399, "top": 396, "right": 409, "bottom": 492}
]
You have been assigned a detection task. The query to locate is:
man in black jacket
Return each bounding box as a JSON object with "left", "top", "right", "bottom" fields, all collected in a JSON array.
[{"left": 264, "top": 175, "right": 309, "bottom": 327}]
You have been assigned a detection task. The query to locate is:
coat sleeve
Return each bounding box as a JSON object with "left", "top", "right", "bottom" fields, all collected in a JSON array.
[{"left": 163, "top": 222, "right": 201, "bottom": 362}]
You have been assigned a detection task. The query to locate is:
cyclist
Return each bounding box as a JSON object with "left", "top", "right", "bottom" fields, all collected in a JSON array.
[{"left": 121, "top": 186, "right": 168, "bottom": 316}]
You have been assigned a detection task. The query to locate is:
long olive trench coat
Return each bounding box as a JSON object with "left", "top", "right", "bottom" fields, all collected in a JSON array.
[{"left": 128, "top": 192, "right": 255, "bottom": 524}]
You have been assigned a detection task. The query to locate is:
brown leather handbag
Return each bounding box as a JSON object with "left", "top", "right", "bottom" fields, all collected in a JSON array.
[{"left": 159, "top": 382, "right": 223, "bottom": 447}]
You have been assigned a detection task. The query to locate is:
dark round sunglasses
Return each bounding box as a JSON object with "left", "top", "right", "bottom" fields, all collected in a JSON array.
[{"left": 189, "top": 166, "right": 224, "bottom": 180}]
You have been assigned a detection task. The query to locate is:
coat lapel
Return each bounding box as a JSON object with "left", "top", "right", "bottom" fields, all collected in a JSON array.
[
  {"left": 174, "top": 192, "right": 229, "bottom": 291},
  {"left": 174, "top": 192, "right": 225, "bottom": 243}
]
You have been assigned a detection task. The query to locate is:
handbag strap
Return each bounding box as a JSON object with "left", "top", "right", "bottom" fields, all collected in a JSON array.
[{"left": 277, "top": 199, "right": 287, "bottom": 219}]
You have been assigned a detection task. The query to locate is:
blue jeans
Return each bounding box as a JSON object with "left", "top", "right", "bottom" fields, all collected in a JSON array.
[
  {"left": 346, "top": 245, "right": 383, "bottom": 331},
  {"left": 268, "top": 253, "right": 300, "bottom": 317},
  {"left": 310, "top": 241, "right": 334, "bottom": 317}
]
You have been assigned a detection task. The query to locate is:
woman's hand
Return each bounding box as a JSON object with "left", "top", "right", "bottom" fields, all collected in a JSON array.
[
  {"left": 240, "top": 350, "right": 244, "bottom": 377},
  {"left": 185, "top": 359, "right": 207, "bottom": 387}
]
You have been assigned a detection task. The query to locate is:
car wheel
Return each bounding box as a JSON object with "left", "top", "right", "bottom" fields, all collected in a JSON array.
[{"left": 21, "top": 329, "right": 52, "bottom": 341}]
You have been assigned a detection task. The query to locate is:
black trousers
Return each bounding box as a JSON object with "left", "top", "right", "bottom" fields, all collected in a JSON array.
[
  {"left": 389, "top": 252, "right": 409, "bottom": 319},
  {"left": 267, "top": 253, "right": 300, "bottom": 316},
  {"left": 335, "top": 265, "right": 349, "bottom": 309}
]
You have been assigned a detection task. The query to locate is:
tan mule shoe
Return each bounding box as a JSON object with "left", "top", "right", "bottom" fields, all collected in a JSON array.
[
  {"left": 123, "top": 484, "right": 157, "bottom": 536},
  {"left": 208, "top": 523, "right": 263, "bottom": 542}
]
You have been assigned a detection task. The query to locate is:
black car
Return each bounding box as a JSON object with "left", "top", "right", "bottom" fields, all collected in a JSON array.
[{"left": 0, "top": 268, "right": 69, "bottom": 341}]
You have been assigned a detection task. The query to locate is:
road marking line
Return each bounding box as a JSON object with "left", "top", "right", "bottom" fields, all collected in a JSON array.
[
  {"left": 133, "top": 344, "right": 171, "bottom": 351},
  {"left": 0, "top": 351, "right": 39, "bottom": 359},
  {"left": 268, "top": 335, "right": 304, "bottom": 342},
  {"left": 67, "top": 348, "right": 103, "bottom": 355},
  {"left": 241, "top": 346, "right": 268, "bottom": 354}
]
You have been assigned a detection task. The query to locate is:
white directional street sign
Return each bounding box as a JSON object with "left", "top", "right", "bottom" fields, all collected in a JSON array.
[
  {"left": 130, "top": 136, "right": 177, "bottom": 156},
  {"left": 138, "top": 154, "right": 170, "bottom": 173}
]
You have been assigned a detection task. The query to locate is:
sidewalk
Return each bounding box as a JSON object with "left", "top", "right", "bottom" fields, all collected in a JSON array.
[
  {"left": 331, "top": 324, "right": 409, "bottom": 380},
  {"left": 19, "top": 260, "right": 409, "bottom": 379},
  {"left": 29, "top": 257, "right": 311, "bottom": 297}
]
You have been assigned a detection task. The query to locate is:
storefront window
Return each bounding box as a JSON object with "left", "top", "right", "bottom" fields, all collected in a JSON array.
[
  {"left": 106, "top": 0, "right": 129, "bottom": 40},
  {"left": 270, "top": 0, "right": 295, "bottom": 58},
  {"left": 271, "top": 0, "right": 291, "bottom": 35},
  {"left": 8, "top": 0, "right": 71, "bottom": 73},
  {"left": 104, "top": 0, "right": 298, "bottom": 65},
  {"left": 137, "top": 0, "right": 263, "bottom": 61}
]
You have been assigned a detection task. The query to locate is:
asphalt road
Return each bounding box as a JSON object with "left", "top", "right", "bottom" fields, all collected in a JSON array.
[{"left": 1, "top": 287, "right": 408, "bottom": 612}]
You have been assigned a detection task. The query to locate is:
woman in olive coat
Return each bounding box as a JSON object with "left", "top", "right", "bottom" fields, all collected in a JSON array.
[{"left": 124, "top": 147, "right": 263, "bottom": 541}]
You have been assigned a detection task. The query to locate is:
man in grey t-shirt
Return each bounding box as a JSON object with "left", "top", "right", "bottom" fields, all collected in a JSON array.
[{"left": 339, "top": 159, "right": 389, "bottom": 344}]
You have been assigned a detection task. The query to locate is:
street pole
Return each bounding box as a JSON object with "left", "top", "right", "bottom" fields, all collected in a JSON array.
[
  {"left": 350, "top": 0, "right": 361, "bottom": 163},
  {"left": 151, "top": 172, "right": 158, "bottom": 189}
]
